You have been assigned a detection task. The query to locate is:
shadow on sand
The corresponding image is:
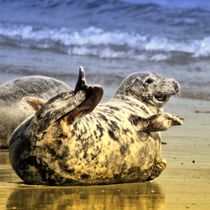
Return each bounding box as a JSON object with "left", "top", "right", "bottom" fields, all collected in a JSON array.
[{"left": 6, "top": 182, "right": 165, "bottom": 210}]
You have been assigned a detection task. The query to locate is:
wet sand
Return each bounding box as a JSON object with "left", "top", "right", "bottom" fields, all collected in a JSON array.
[{"left": 0, "top": 98, "right": 210, "bottom": 210}]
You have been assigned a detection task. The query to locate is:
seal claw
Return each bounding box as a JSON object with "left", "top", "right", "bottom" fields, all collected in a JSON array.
[{"left": 75, "top": 66, "right": 87, "bottom": 93}]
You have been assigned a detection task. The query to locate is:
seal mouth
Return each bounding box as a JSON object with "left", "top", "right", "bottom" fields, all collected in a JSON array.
[
  {"left": 152, "top": 80, "right": 180, "bottom": 104},
  {"left": 152, "top": 89, "right": 179, "bottom": 105},
  {"left": 154, "top": 92, "right": 170, "bottom": 103}
]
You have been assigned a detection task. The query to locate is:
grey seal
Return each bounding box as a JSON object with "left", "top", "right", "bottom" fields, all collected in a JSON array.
[
  {"left": 9, "top": 67, "right": 183, "bottom": 185},
  {"left": 0, "top": 76, "right": 72, "bottom": 148}
]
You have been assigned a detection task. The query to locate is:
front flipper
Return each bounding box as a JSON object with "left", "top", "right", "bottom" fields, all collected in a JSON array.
[
  {"left": 66, "top": 66, "right": 103, "bottom": 124},
  {"left": 143, "top": 113, "right": 184, "bottom": 132},
  {"left": 130, "top": 112, "right": 183, "bottom": 132},
  {"left": 28, "top": 66, "right": 103, "bottom": 134},
  {"left": 146, "top": 158, "right": 167, "bottom": 181}
]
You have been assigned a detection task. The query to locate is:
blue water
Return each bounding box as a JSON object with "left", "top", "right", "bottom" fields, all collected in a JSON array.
[
  {"left": 1, "top": 0, "right": 210, "bottom": 60},
  {"left": 0, "top": 0, "right": 210, "bottom": 100}
]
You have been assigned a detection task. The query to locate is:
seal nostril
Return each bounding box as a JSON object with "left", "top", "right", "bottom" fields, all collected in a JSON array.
[{"left": 172, "top": 80, "right": 179, "bottom": 91}]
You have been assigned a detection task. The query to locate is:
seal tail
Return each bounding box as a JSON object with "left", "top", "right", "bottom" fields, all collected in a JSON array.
[{"left": 27, "top": 66, "right": 103, "bottom": 134}]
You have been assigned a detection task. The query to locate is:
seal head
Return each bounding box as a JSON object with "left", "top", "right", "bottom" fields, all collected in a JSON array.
[{"left": 116, "top": 72, "right": 180, "bottom": 112}]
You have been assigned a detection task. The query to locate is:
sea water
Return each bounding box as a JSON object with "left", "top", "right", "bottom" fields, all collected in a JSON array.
[{"left": 0, "top": 0, "right": 210, "bottom": 100}]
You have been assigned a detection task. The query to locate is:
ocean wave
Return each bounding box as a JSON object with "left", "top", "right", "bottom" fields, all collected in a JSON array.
[
  {"left": 0, "top": 0, "right": 209, "bottom": 44},
  {"left": 1, "top": 0, "right": 210, "bottom": 10},
  {"left": 120, "top": 0, "right": 210, "bottom": 10},
  {"left": 1, "top": 23, "right": 210, "bottom": 61}
]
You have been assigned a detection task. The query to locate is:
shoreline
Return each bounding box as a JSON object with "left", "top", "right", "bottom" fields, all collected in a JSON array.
[{"left": 1, "top": 45, "right": 210, "bottom": 101}]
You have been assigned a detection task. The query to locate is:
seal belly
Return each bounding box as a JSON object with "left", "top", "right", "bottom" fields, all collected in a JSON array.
[{"left": 29, "top": 101, "right": 160, "bottom": 185}]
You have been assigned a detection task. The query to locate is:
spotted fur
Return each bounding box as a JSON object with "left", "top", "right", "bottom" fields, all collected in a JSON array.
[
  {"left": 0, "top": 76, "right": 72, "bottom": 148},
  {"left": 9, "top": 67, "right": 183, "bottom": 185}
]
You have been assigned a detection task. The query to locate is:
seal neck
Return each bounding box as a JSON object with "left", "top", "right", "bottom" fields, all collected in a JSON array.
[{"left": 114, "top": 93, "right": 163, "bottom": 114}]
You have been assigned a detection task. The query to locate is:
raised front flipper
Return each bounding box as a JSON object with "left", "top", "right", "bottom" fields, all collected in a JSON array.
[
  {"left": 66, "top": 66, "right": 103, "bottom": 124},
  {"left": 27, "top": 66, "right": 103, "bottom": 134}
]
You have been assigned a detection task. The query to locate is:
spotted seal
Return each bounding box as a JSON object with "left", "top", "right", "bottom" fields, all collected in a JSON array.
[
  {"left": 0, "top": 76, "right": 72, "bottom": 148},
  {"left": 9, "top": 67, "right": 183, "bottom": 185}
]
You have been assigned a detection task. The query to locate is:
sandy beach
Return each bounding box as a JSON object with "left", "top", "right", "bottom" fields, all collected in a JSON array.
[{"left": 0, "top": 97, "right": 210, "bottom": 210}]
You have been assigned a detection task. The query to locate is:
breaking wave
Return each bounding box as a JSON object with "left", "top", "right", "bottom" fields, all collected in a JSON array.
[{"left": 1, "top": 23, "right": 210, "bottom": 61}]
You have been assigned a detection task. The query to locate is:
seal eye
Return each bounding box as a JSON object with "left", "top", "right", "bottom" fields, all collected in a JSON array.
[{"left": 145, "top": 78, "right": 154, "bottom": 84}]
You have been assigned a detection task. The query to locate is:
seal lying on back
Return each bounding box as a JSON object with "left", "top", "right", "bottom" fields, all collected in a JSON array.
[
  {"left": 9, "top": 67, "right": 183, "bottom": 185},
  {"left": 0, "top": 76, "right": 71, "bottom": 148}
]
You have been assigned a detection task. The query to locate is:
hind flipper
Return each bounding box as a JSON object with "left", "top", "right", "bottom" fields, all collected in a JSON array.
[
  {"left": 22, "top": 96, "right": 47, "bottom": 112},
  {"left": 28, "top": 66, "right": 103, "bottom": 134}
]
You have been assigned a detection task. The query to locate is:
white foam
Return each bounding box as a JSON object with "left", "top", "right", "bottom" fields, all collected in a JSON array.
[
  {"left": 120, "top": 0, "right": 210, "bottom": 10},
  {"left": 1, "top": 23, "right": 210, "bottom": 60},
  {"left": 193, "top": 37, "right": 210, "bottom": 57}
]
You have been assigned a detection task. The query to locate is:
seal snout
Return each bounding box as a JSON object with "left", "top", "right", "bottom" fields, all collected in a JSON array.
[
  {"left": 163, "top": 78, "right": 181, "bottom": 96},
  {"left": 171, "top": 79, "right": 180, "bottom": 93},
  {"left": 152, "top": 78, "right": 180, "bottom": 105}
]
